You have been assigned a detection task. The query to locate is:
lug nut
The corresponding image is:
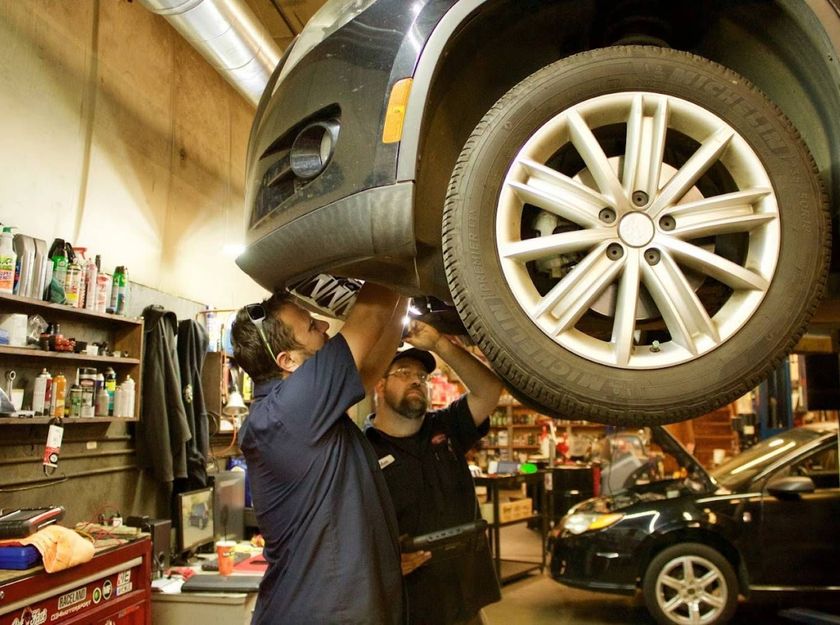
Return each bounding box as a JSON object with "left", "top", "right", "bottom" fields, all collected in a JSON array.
[
  {"left": 599, "top": 208, "right": 616, "bottom": 224},
  {"left": 606, "top": 243, "right": 624, "bottom": 260},
  {"left": 650, "top": 340, "right": 661, "bottom": 353},
  {"left": 659, "top": 215, "right": 676, "bottom": 231},
  {"left": 645, "top": 249, "right": 661, "bottom": 265},
  {"left": 632, "top": 190, "right": 649, "bottom": 207}
]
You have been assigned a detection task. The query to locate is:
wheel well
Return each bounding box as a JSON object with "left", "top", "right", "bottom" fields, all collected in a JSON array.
[
  {"left": 413, "top": 0, "right": 840, "bottom": 269},
  {"left": 635, "top": 529, "right": 747, "bottom": 594}
]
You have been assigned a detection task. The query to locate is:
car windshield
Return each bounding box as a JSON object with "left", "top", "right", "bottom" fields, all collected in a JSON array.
[{"left": 710, "top": 428, "right": 825, "bottom": 489}]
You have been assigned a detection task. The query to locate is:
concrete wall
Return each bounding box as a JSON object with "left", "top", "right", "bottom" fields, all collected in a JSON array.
[{"left": 0, "top": 0, "right": 267, "bottom": 310}]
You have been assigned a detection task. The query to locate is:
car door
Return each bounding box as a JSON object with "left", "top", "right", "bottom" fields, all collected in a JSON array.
[{"left": 754, "top": 441, "right": 840, "bottom": 588}]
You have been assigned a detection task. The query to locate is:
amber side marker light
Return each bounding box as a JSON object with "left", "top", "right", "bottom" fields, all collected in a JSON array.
[{"left": 382, "top": 78, "right": 413, "bottom": 144}]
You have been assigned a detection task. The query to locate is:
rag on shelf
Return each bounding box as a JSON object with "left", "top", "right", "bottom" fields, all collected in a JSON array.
[{"left": 0, "top": 526, "right": 94, "bottom": 573}]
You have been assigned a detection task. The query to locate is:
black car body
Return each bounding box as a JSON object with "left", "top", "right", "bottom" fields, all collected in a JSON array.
[
  {"left": 239, "top": 0, "right": 838, "bottom": 425},
  {"left": 550, "top": 422, "right": 840, "bottom": 625}
]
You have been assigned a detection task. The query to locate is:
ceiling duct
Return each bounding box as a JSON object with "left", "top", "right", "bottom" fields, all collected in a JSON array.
[{"left": 139, "top": 0, "right": 282, "bottom": 106}]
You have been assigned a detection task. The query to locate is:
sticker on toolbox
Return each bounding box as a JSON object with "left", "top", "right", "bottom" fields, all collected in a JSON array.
[
  {"left": 57, "top": 588, "right": 86, "bottom": 610},
  {"left": 102, "top": 579, "right": 113, "bottom": 600},
  {"left": 11, "top": 608, "right": 47, "bottom": 625}
]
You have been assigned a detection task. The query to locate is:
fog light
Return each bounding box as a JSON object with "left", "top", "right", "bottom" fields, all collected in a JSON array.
[{"left": 289, "top": 120, "right": 340, "bottom": 180}]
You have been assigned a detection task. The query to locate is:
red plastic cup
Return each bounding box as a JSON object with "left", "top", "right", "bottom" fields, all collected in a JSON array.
[{"left": 216, "top": 540, "right": 236, "bottom": 576}]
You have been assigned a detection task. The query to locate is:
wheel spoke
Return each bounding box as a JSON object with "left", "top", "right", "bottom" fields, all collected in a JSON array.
[
  {"left": 507, "top": 159, "right": 610, "bottom": 228},
  {"left": 611, "top": 248, "right": 642, "bottom": 366},
  {"left": 566, "top": 109, "right": 629, "bottom": 211},
  {"left": 642, "top": 252, "right": 719, "bottom": 355},
  {"left": 660, "top": 574, "right": 685, "bottom": 593},
  {"left": 622, "top": 94, "right": 668, "bottom": 199},
  {"left": 700, "top": 591, "right": 725, "bottom": 609},
  {"left": 549, "top": 253, "right": 625, "bottom": 335},
  {"left": 649, "top": 127, "right": 734, "bottom": 218},
  {"left": 499, "top": 229, "right": 613, "bottom": 262},
  {"left": 531, "top": 242, "right": 614, "bottom": 319},
  {"left": 668, "top": 188, "right": 772, "bottom": 218},
  {"left": 672, "top": 212, "right": 776, "bottom": 239},
  {"left": 662, "top": 594, "right": 685, "bottom": 615},
  {"left": 687, "top": 601, "right": 703, "bottom": 625},
  {"left": 661, "top": 238, "right": 770, "bottom": 291}
]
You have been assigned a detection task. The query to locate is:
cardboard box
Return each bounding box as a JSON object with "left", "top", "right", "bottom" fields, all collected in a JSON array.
[{"left": 480, "top": 497, "right": 533, "bottom": 524}]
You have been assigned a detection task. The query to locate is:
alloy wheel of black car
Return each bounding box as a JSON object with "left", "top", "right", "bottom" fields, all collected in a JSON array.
[
  {"left": 442, "top": 46, "right": 829, "bottom": 425},
  {"left": 642, "top": 543, "right": 738, "bottom": 625}
]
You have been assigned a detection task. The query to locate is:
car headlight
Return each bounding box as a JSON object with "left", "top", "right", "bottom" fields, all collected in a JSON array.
[
  {"left": 275, "top": 0, "right": 378, "bottom": 87},
  {"left": 561, "top": 512, "right": 624, "bottom": 535}
]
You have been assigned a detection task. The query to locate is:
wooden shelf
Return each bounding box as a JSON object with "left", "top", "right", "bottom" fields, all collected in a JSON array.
[
  {"left": 512, "top": 445, "right": 540, "bottom": 450},
  {"left": 0, "top": 417, "right": 138, "bottom": 425},
  {"left": 0, "top": 346, "right": 140, "bottom": 365},
  {"left": 0, "top": 292, "right": 141, "bottom": 326},
  {"left": 511, "top": 424, "right": 540, "bottom": 428}
]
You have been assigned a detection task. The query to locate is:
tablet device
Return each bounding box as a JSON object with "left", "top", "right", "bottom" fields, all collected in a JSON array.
[{"left": 400, "top": 520, "right": 488, "bottom": 560}]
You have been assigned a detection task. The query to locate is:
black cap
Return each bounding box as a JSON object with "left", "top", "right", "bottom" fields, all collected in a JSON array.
[{"left": 389, "top": 347, "right": 436, "bottom": 374}]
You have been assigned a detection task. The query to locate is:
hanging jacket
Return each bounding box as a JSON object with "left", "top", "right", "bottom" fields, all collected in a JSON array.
[
  {"left": 136, "top": 305, "right": 191, "bottom": 484},
  {"left": 177, "top": 318, "right": 210, "bottom": 489}
]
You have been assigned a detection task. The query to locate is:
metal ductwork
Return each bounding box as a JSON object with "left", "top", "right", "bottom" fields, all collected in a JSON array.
[{"left": 139, "top": 0, "right": 282, "bottom": 106}]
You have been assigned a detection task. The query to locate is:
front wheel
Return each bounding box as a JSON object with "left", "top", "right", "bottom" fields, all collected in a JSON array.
[
  {"left": 442, "top": 46, "right": 829, "bottom": 425},
  {"left": 642, "top": 543, "right": 739, "bottom": 625}
]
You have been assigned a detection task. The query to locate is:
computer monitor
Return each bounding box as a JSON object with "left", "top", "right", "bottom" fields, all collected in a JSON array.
[
  {"left": 212, "top": 471, "right": 245, "bottom": 541},
  {"left": 176, "top": 486, "right": 215, "bottom": 560}
]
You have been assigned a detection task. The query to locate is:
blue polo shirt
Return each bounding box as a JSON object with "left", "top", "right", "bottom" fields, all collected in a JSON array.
[{"left": 239, "top": 335, "right": 404, "bottom": 625}]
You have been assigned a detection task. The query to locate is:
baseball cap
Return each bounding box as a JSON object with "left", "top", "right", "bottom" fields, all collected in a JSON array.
[{"left": 389, "top": 347, "right": 436, "bottom": 374}]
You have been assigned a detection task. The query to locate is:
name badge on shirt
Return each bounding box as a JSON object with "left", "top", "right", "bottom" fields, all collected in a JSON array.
[{"left": 378, "top": 454, "right": 395, "bottom": 470}]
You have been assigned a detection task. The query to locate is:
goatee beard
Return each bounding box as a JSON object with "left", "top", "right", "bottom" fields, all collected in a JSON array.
[{"left": 395, "top": 395, "right": 427, "bottom": 420}]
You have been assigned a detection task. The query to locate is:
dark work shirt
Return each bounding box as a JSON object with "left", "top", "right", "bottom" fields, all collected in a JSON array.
[
  {"left": 239, "top": 335, "right": 404, "bottom": 625},
  {"left": 365, "top": 396, "right": 501, "bottom": 625}
]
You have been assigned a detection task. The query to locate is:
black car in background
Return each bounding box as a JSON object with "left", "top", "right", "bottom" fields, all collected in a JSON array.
[
  {"left": 238, "top": 0, "right": 838, "bottom": 426},
  {"left": 549, "top": 422, "right": 840, "bottom": 625}
]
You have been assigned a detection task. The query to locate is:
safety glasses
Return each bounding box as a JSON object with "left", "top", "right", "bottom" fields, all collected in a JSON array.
[{"left": 245, "top": 303, "right": 277, "bottom": 362}]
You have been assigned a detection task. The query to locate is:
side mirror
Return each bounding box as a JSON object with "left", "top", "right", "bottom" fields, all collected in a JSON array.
[{"left": 767, "top": 475, "right": 815, "bottom": 499}]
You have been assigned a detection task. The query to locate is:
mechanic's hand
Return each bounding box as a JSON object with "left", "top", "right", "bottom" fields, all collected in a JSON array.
[
  {"left": 404, "top": 320, "right": 441, "bottom": 351},
  {"left": 400, "top": 550, "right": 431, "bottom": 576}
]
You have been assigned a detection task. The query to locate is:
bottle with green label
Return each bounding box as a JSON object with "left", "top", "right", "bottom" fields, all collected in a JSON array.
[
  {"left": 48, "top": 238, "right": 68, "bottom": 303},
  {"left": 0, "top": 226, "right": 16, "bottom": 294}
]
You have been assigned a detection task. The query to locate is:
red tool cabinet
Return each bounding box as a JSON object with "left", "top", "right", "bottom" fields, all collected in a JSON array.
[{"left": 0, "top": 537, "right": 151, "bottom": 625}]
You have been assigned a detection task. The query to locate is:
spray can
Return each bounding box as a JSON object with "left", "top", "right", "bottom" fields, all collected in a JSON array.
[
  {"left": 121, "top": 374, "right": 135, "bottom": 418},
  {"left": 51, "top": 372, "right": 67, "bottom": 418},
  {"left": 33, "top": 369, "right": 51, "bottom": 416},
  {"left": 84, "top": 256, "right": 98, "bottom": 310},
  {"left": 0, "top": 227, "right": 16, "bottom": 294},
  {"left": 109, "top": 266, "right": 123, "bottom": 313},
  {"left": 68, "top": 384, "right": 82, "bottom": 417},
  {"left": 104, "top": 366, "right": 116, "bottom": 415},
  {"left": 96, "top": 273, "right": 111, "bottom": 314},
  {"left": 116, "top": 267, "right": 128, "bottom": 315},
  {"left": 78, "top": 367, "right": 96, "bottom": 418}
]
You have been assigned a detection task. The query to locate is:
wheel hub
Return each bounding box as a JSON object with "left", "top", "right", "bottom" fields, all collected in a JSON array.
[{"left": 617, "top": 211, "right": 655, "bottom": 247}]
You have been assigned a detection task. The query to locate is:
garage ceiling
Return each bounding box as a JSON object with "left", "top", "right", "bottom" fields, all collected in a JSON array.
[{"left": 243, "top": 0, "right": 326, "bottom": 50}]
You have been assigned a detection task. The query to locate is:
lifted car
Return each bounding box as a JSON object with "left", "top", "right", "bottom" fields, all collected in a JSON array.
[{"left": 238, "top": 0, "right": 836, "bottom": 425}]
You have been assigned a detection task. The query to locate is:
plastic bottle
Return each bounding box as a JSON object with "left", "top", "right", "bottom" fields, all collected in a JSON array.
[
  {"left": 64, "top": 260, "right": 82, "bottom": 307},
  {"left": 0, "top": 227, "right": 16, "bottom": 294},
  {"left": 68, "top": 384, "right": 82, "bottom": 417},
  {"left": 48, "top": 239, "right": 68, "bottom": 303},
  {"left": 95, "top": 387, "right": 109, "bottom": 416},
  {"left": 33, "top": 369, "right": 51, "bottom": 416},
  {"left": 121, "top": 374, "right": 135, "bottom": 418},
  {"left": 113, "top": 385, "right": 124, "bottom": 418},
  {"left": 51, "top": 372, "right": 67, "bottom": 418}
]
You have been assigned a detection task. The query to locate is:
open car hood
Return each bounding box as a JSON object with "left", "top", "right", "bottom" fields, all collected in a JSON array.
[{"left": 651, "top": 425, "right": 717, "bottom": 492}]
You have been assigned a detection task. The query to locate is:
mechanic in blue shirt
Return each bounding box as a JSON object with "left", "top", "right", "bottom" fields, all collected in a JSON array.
[
  {"left": 365, "top": 320, "right": 503, "bottom": 625},
  {"left": 231, "top": 283, "right": 409, "bottom": 625}
]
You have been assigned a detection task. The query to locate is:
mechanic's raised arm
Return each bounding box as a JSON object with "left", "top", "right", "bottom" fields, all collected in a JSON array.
[
  {"left": 406, "top": 321, "right": 503, "bottom": 426},
  {"left": 358, "top": 296, "right": 410, "bottom": 393},
  {"left": 340, "top": 283, "right": 402, "bottom": 381}
]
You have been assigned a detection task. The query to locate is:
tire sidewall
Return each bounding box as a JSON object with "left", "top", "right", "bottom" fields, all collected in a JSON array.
[
  {"left": 642, "top": 542, "right": 739, "bottom": 625},
  {"left": 446, "top": 46, "right": 828, "bottom": 422}
]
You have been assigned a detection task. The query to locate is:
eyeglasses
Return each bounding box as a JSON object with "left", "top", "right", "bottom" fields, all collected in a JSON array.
[
  {"left": 245, "top": 303, "right": 276, "bottom": 362},
  {"left": 386, "top": 367, "right": 429, "bottom": 383}
]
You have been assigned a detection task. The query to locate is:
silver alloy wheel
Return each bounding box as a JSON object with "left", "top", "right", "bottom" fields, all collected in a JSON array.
[
  {"left": 496, "top": 92, "right": 780, "bottom": 369},
  {"left": 654, "top": 554, "right": 729, "bottom": 625}
]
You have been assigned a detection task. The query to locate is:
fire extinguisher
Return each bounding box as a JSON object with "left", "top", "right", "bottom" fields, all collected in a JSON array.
[{"left": 42, "top": 416, "right": 64, "bottom": 476}]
